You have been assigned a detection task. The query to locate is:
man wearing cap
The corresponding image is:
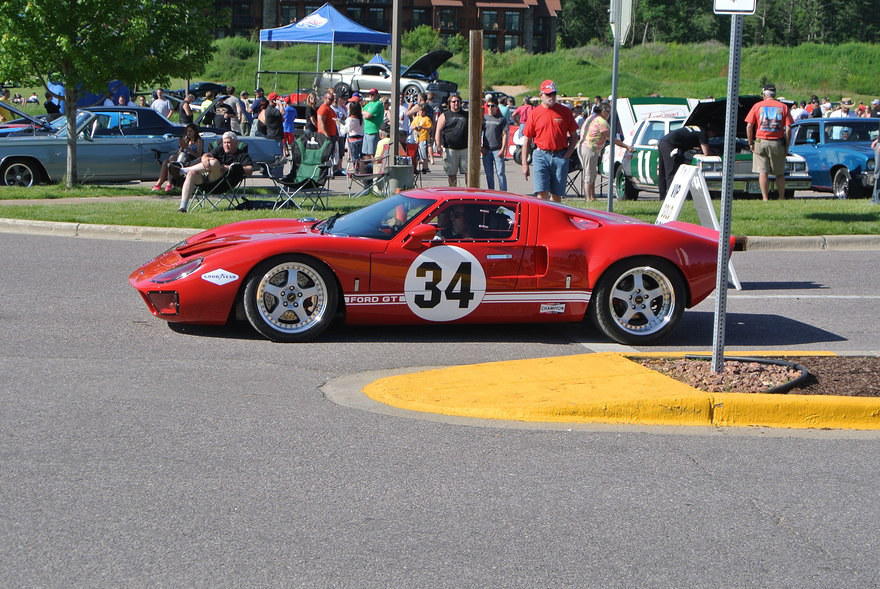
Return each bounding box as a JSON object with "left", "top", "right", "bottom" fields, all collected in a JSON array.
[
  {"left": 745, "top": 84, "right": 793, "bottom": 201},
  {"left": 362, "top": 89, "right": 384, "bottom": 159},
  {"left": 870, "top": 99, "right": 880, "bottom": 118},
  {"left": 521, "top": 79, "right": 578, "bottom": 202},
  {"left": 829, "top": 97, "right": 858, "bottom": 119},
  {"left": 259, "top": 93, "right": 284, "bottom": 143}
]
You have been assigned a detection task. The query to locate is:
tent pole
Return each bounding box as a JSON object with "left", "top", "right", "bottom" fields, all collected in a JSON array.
[
  {"left": 316, "top": 45, "right": 320, "bottom": 71},
  {"left": 331, "top": 32, "right": 335, "bottom": 71},
  {"left": 257, "top": 40, "right": 263, "bottom": 90}
]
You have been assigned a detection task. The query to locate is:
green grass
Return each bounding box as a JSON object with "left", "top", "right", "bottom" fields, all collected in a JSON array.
[
  {"left": 0, "top": 189, "right": 877, "bottom": 235},
  {"left": 11, "top": 40, "right": 880, "bottom": 116},
  {"left": 0, "top": 184, "right": 155, "bottom": 199}
]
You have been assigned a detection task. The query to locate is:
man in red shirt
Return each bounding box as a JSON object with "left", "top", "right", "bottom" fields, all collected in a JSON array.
[
  {"left": 521, "top": 79, "right": 578, "bottom": 202},
  {"left": 316, "top": 90, "right": 339, "bottom": 168},
  {"left": 745, "top": 84, "right": 793, "bottom": 200}
]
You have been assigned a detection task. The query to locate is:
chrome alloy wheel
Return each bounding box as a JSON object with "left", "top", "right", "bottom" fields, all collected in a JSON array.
[
  {"left": 607, "top": 265, "right": 677, "bottom": 336},
  {"left": 254, "top": 261, "right": 330, "bottom": 335}
]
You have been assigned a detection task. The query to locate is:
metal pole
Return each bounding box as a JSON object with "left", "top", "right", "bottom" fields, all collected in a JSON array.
[
  {"left": 711, "top": 14, "right": 742, "bottom": 373},
  {"left": 467, "top": 31, "right": 483, "bottom": 188},
  {"left": 607, "top": 0, "right": 621, "bottom": 213},
  {"left": 390, "top": 0, "right": 402, "bottom": 159}
]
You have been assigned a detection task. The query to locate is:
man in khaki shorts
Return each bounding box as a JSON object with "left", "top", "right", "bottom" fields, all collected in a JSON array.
[{"left": 745, "top": 84, "right": 793, "bottom": 200}]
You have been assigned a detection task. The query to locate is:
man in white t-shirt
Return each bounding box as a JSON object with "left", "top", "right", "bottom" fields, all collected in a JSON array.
[
  {"left": 829, "top": 97, "right": 858, "bottom": 119},
  {"left": 150, "top": 89, "right": 172, "bottom": 118}
]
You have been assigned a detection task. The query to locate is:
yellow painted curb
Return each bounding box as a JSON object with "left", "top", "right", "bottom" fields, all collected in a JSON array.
[{"left": 362, "top": 352, "right": 880, "bottom": 430}]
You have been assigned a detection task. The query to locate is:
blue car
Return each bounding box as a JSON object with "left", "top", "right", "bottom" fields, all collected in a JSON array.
[{"left": 789, "top": 118, "right": 879, "bottom": 198}]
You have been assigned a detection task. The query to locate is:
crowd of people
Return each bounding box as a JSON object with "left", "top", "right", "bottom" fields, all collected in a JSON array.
[{"left": 6, "top": 80, "right": 878, "bottom": 202}]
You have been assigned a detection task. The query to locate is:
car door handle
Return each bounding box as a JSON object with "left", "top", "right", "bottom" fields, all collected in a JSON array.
[{"left": 486, "top": 254, "right": 512, "bottom": 260}]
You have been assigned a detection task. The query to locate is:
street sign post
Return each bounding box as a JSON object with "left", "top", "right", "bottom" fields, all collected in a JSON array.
[{"left": 607, "top": 0, "right": 631, "bottom": 212}]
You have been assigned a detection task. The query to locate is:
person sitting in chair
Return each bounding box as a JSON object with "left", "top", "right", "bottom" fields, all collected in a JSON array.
[{"left": 178, "top": 131, "right": 253, "bottom": 212}]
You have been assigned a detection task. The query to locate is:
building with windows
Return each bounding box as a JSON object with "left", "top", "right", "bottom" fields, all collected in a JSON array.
[{"left": 216, "top": 0, "right": 561, "bottom": 53}]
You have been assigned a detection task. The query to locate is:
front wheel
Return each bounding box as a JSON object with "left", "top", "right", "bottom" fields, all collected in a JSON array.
[
  {"left": 243, "top": 255, "right": 338, "bottom": 342},
  {"left": 1, "top": 159, "right": 40, "bottom": 186},
  {"left": 832, "top": 167, "right": 859, "bottom": 199},
  {"left": 402, "top": 85, "right": 421, "bottom": 104},
  {"left": 590, "top": 257, "right": 686, "bottom": 345}
]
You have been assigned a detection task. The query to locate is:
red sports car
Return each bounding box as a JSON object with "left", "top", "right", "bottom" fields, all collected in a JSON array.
[{"left": 130, "top": 188, "right": 726, "bottom": 345}]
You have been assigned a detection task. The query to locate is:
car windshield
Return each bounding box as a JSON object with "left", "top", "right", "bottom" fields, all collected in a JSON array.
[
  {"left": 53, "top": 111, "right": 92, "bottom": 137},
  {"left": 321, "top": 193, "right": 435, "bottom": 240}
]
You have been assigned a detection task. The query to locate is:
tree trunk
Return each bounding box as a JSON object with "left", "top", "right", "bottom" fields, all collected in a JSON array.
[{"left": 64, "top": 88, "right": 78, "bottom": 188}]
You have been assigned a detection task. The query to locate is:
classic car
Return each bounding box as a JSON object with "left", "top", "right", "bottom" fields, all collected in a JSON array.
[
  {"left": 130, "top": 187, "right": 729, "bottom": 345},
  {"left": 607, "top": 97, "right": 812, "bottom": 199},
  {"left": 315, "top": 50, "right": 458, "bottom": 104},
  {"left": 789, "top": 118, "right": 879, "bottom": 198},
  {"left": 0, "top": 100, "right": 58, "bottom": 137},
  {"left": 0, "top": 106, "right": 282, "bottom": 186}
]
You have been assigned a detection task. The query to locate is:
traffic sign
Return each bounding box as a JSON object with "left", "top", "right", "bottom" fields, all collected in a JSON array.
[
  {"left": 714, "top": 0, "right": 756, "bottom": 15},
  {"left": 610, "top": 0, "right": 632, "bottom": 41}
]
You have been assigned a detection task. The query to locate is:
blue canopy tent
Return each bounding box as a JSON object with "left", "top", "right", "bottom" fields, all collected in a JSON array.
[{"left": 257, "top": 3, "right": 391, "bottom": 87}]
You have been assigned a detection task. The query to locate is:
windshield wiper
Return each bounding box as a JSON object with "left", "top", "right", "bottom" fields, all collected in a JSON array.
[{"left": 321, "top": 212, "right": 342, "bottom": 235}]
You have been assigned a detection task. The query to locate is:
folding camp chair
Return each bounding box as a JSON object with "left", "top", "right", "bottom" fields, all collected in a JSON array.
[
  {"left": 566, "top": 150, "right": 583, "bottom": 198},
  {"left": 346, "top": 141, "right": 391, "bottom": 198},
  {"left": 263, "top": 133, "right": 334, "bottom": 210},
  {"left": 183, "top": 142, "right": 251, "bottom": 211}
]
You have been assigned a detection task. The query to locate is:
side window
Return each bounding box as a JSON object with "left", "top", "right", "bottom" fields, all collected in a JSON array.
[
  {"left": 794, "top": 124, "right": 818, "bottom": 145},
  {"left": 641, "top": 122, "right": 666, "bottom": 145},
  {"left": 427, "top": 202, "right": 517, "bottom": 241},
  {"left": 362, "top": 65, "right": 385, "bottom": 77}
]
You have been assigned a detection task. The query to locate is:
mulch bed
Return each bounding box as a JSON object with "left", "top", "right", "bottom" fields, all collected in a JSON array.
[{"left": 634, "top": 356, "right": 880, "bottom": 396}]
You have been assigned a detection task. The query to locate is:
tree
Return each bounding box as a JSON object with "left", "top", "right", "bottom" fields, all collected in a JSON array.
[{"left": 0, "top": 0, "right": 215, "bottom": 187}]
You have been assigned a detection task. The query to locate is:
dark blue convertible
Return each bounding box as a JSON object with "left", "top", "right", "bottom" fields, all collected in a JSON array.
[{"left": 789, "top": 118, "right": 879, "bottom": 198}]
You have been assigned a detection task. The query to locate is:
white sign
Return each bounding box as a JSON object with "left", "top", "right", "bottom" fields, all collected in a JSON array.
[
  {"left": 714, "top": 0, "right": 756, "bottom": 15},
  {"left": 610, "top": 0, "right": 633, "bottom": 41},
  {"left": 655, "top": 165, "right": 741, "bottom": 290}
]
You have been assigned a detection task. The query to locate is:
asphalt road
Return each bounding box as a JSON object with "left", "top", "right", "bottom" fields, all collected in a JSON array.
[{"left": 2, "top": 232, "right": 879, "bottom": 588}]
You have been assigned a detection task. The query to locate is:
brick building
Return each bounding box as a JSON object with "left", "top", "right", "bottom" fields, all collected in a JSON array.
[{"left": 215, "top": 0, "right": 561, "bottom": 53}]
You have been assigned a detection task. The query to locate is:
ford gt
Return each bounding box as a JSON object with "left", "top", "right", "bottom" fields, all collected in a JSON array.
[{"left": 130, "top": 188, "right": 727, "bottom": 345}]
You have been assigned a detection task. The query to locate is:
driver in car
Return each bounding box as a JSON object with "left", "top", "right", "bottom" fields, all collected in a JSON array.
[{"left": 437, "top": 205, "right": 474, "bottom": 239}]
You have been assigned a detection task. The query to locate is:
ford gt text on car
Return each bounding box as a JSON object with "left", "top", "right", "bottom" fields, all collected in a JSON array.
[{"left": 130, "top": 188, "right": 728, "bottom": 345}]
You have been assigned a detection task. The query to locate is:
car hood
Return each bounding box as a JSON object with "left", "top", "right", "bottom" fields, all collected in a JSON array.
[
  {"left": 175, "top": 218, "right": 317, "bottom": 255},
  {"left": 684, "top": 96, "right": 761, "bottom": 138},
  {"left": 402, "top": 50, "right": 453, "bottom": 78},
  {"left": 0, "top": 101, "right": 52, "bottom": 131}
]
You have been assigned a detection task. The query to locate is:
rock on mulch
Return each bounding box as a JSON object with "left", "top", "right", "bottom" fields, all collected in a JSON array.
[{"left": 634, "top": 356, "right": 880, "bottom": 396}]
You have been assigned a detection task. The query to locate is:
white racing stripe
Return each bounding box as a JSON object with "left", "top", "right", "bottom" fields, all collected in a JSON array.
[
  {"left": 345, "top": 291, "right": 591, "bottom": 306},
  {"left": 718, "top": 294, "right": 880, "bottom": 300}
]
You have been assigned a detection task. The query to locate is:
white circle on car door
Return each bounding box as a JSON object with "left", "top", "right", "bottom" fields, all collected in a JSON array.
[{"left": 404, "top": 245, "right": 487, "bottom": 321}]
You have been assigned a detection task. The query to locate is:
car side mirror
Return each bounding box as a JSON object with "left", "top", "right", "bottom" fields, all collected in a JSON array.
[
  {"left": 402, "top": 223, "right": 438, "bottom": 250},
  {"left": 647, "top": 139, "right": 658, "bottom": 146}
]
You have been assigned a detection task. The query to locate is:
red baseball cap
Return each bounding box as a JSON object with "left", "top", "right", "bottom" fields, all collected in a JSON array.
[
  {"left": 267, "top": 92, "right": 280, "bottom": 101},
  {"left": 540, "top": 80, "right": 557, "bottom": 94},
  {"left": 368, "top": 88, "right": 379, "bottom": 95}
]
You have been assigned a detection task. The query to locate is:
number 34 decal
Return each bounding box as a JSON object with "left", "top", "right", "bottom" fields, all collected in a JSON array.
[{"left": 404, "top": 246, "right": 487, "bottom": 321}]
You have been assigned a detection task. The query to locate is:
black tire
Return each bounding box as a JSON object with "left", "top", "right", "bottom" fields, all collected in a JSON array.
[
  {"left": 590, "top": 257, "right": 686, "bottom": 345},
  {"left": 832, "top": 167, "right": 859, "bottom": 199},
  {"left": 784, "top": 189, "right": 795, "bottom": 199},
  {"left": 333, "top": 82, "right": 352, "bottom": 99},
  {"left": 613, "top": 165, "right": 638, "bottom": 200},
  {"left": 1, "top": 158, "right": 41, "bottom": 186},
  {"left": 243, "top": 255, "right": 338, "bottom": 342},
  {"left": 402, "top": 85, "right": 421, "bottom": 104}
]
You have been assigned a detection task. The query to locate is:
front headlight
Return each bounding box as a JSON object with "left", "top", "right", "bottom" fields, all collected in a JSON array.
[
  {"left": 151, "top": 257, "right": 204, "bottom": 284},
  {"left": 867, "top": 159, "right": 875, "bottom": 171}
]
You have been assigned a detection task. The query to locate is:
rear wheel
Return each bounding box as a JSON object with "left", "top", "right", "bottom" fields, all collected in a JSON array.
[
  {"left": 333, "top": 82, "right": 352, "bottom": 99},
  {"left": 832, "top": 167, "right": 859, "bottom": 199},
  {"left": 1, "top": 159, "right": 40, "bottom": 186},
  {"left": 590, "top": 257, "right": 686, "bottom": 345},
  {"left": 613, "top": 165, "right": 638, "bottom": 200},
  {"left": 243, "top": 255, "right": 338, "bottom": 342}
]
